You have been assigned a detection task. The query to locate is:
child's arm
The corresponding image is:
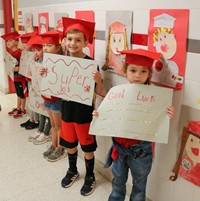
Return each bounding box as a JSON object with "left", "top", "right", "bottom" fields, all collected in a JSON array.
[
  {"left": 167, "top": 106, "right": 175, "bottom": 119},
  {"left": 93, "top": 70, "right": 104, "bottom": 96},
  {"left": 92, "top": 110, "right": 99, "bottom": 116},
  {"left": 13, "top": 66, "right": 19, "bottom": 72}
]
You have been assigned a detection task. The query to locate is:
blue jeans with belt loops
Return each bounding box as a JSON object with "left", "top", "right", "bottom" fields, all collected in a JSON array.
[{"left": 108, "top": 141, "right": 152, "bottom": 201}]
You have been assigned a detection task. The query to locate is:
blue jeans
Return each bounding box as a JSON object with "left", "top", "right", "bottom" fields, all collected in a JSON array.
[
  {"left": 44, "top": 99, "right": 62, "bottom": 113},
  {"left": 108, "top": 141, "right": 152, "bottom": 201}
]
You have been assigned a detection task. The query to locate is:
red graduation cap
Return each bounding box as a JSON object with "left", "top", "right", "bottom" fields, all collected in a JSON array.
[
  {"left": 120, "top": 49, "right": 161, "bottom": 68},
  {"left": 39, "top": 30, "right": 63, "bottom": 45},
  {"left": 0, "top": 31, "right": 20, "bottom": 41},
  {"left": 62, "top": 17, "right": 95, "bottom": 44},
  {"left": 20, "top": 31, "right": 37, "bottom": 43},
  {"left": 26, "top": 35, "right": 43, "bottom": 50}
]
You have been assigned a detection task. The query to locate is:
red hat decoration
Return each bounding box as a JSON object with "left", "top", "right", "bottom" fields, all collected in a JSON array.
[
  {"left": 20, "top": 31, "right": 37, "bottom": 43},
  {"left": 39, "top": 30, "right": 63, "bottom": 45},
  {"left": 62, "top": 17, "right": 95, "bottom": 44},
  {"left": 0, "top": 31, "right": 20, "bottom": 41},
  {"left": 26, "top": 35, "right": 43, "bottom": 50},
  {"left": 120, "top": 49, "right": 161, "bottom": 68}
]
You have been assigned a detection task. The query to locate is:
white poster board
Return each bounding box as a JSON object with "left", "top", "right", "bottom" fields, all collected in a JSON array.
[
  {"left": 40, "top": 53, "right": 97, "bottom": 106},
  {"left": 19, "top": 49, "right": 34, "bottom": 79},
  {"left": 89, "top": 84, "right": 173, "bottom": 144},
  {"left": 4, "top": 51, "right": 18, "bottom": 81},
  {"left": 28, "top": 61, "right": 48, "bottom": 116}
]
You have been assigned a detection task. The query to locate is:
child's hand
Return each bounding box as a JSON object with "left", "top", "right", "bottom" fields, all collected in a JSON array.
[
  {"left": 92, "top": 70, "right": 102, "bottom": 84},
  {"left": 92, "top": 110, "right": 99, "bottom": 116},
  {"left": 39, "top": 66, "right": 48, "bottom": 76},
  {"left": 13, "top": 66, "right": 19, "bottom": 72},
  {"left": 167, "top": 106, "right": 175, "bottom": 119}
]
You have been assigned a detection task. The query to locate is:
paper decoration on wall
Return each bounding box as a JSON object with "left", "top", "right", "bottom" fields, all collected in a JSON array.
[
  {"left": 89, "top": 84, "right": 173, "bottom": 143},
  {"left": 54, "top": 13, "right": 68, "bottom": 32},
  {"left": 38, "top": 13, "right": 49, "bottom": 34},
  {"left": 102, "top": 10, "right": 132, "bottom": 75},
  {"left": 39, "top": 53, "right": 97, "bottom": 106},
  {"left": 148, "top": 9, "right": 189, "bottom": 90},
  {"left": 4, "top": 51, "right": 18, "bottom": 81},
  {"left": 76, "top": 11, "right": 95, "bottom": 59},
  {"left": 18, "top": 10, "right": 23, "bottom": 33},
  {"left": 19, "top": 50, "right": 34, "bottom": 79},
  {"left": 170, "top": 121, "right": 200, "bottom": 187},
  {"left": 28, "top": 61, "right": 48, "bottom": 116},
  {"left": 24, "top": 13, "right": 34, "bottom": 33}
]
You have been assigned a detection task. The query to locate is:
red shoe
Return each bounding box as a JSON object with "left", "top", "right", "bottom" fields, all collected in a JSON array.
[
  {"left": 13, "top": 109, "right": 27, "bottom": 118},
  {"left": 8, "top": 108, "right": 19, "bottom": 116},
  {"left": 13, "top": 110, "right": 22, "bottom": 118},
  {"left": 21, "top": 109, "right": 27, "bottom": 117}
]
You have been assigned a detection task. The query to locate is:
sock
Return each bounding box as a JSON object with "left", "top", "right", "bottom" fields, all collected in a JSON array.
[
  {"left": 85, "top": 157, "right": 95, "bottom": 177},
  {"left": 68, "top": 152, "right": 78, "bottom": 173}
]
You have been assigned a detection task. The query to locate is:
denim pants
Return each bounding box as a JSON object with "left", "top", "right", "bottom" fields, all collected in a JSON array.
[{"left": 108, "top": 141, "right": 152, "bottom": 201}]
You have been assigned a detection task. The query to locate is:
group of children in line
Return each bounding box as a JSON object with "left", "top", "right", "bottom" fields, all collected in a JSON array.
[{"left": 1, "top": 16, "right": 175, "bottom": 200}]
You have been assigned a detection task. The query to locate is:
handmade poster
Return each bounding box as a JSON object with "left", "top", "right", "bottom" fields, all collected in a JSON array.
[
  {"left": 170, "top": 121, "right": 200, "bottom": 187},
  {"left": 39, "top": 53, "right": 97, "bottom": 106},
  {"left": 19, "top": 49, "right": 34, "bottom": 79},
  {"left": 76, "top": 11, "right": 95, "bottom": 58},
  {"left": 24, "top": 13, "right": 34, "bottom": 33},
  {"left": 89, "top": 84, "right": 173, "bottom": 143},
  {"left": 28, "top": 61, "right": 48, "bottom": 116},
  {"left": 102, "top": 10, "right": 132, "bottom": 75},
  {"left": 148, "top": 9, "right": 189, "bottom": 90},
  {"left": 54, "top": 13, "right": 68, "bottom": 32},
  {"left": 4, "top": 51, "right": 18, "bottom": 81},
  {"left": 38, "top": 13, "right": 49, "bottom": 34}
]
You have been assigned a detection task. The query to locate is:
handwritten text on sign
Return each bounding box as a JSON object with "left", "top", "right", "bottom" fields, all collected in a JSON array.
[
  {"left": 89, "top": 84, "right": 173, "bottom": 143},
  {"left": 19, "top": 50, "right": 34, "bottom": 79},
  {"left": 4, "top": 51, "right": 18, "bottom": 81},
  {"left": 40, "top": 53, "right": 97, "bottom": 106},
  {"left": 28, "top": 61, "right": 48, "bottom": 117}
]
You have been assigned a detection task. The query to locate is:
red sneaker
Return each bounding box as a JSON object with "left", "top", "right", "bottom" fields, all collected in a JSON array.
[
  {"left": 21, "top": 109, "right": 27, "bottom": 117},
  {"left": 13, "top": 110, "right": 22, "bottom": 118},
  {"left": 8, "top": 108, "right": 19, "bottom": 116}
]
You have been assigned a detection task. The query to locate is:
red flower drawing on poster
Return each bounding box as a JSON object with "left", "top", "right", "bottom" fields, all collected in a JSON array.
[{"left": 148, "top": 9, "right": 189, "bottom": 90}]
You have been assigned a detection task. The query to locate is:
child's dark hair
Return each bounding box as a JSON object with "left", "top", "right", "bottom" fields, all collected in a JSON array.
[{"left": 122, "top": 63, "right": 152, "bottom": 85}]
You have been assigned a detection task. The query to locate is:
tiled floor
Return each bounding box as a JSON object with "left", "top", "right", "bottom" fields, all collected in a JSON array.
[{"left": 0, "top": 93, "right": 115, "bottom": 201}]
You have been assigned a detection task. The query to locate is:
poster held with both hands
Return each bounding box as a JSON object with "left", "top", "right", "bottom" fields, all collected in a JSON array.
[{"left": 89, "top": 84, "right": 173, "bottom": 144}]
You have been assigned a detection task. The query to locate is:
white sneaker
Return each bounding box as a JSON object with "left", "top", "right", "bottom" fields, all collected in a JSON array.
[
  {"left": 28, "top": 132, "right": 41, "bottom": 142},
  {"left": 33, "top": 133, "right": 51, "bottom": 145}
]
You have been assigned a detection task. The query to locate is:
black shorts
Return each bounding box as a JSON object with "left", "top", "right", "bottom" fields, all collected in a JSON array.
[{"left": 14, "top": 81, "right": 27, "bottom": 98}]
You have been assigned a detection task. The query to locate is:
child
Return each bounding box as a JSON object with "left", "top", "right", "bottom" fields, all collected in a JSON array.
[
  {"left": 25, "top": 35, "right": 52, "bottom": 144},
  {"left": 60, "top": 17, "right": 103, "bottom": 196},
  {"left": 93, "top": 49, "right": 175, "bottom": 201},
  {"left": 19, "top": 32, "right": 40, "bottom": 129},
  {"left": 1, "top": 31, "right": 28, "bottom": 118},
  {"left": 39, "top": 30, "right": 66, "bottom": 161}
]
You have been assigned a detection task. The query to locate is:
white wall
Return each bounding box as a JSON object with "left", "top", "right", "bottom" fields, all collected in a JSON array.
[{"left": 17, "top": 1, "right": 200, "bottom": 201}]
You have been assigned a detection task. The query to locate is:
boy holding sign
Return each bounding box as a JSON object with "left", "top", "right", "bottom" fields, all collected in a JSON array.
[
  {"left": 60, "top": 17, "right": 103, "bottom": 196},
  {"left": 93, "top": 49, "right": 175, "bottom": 201}
]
